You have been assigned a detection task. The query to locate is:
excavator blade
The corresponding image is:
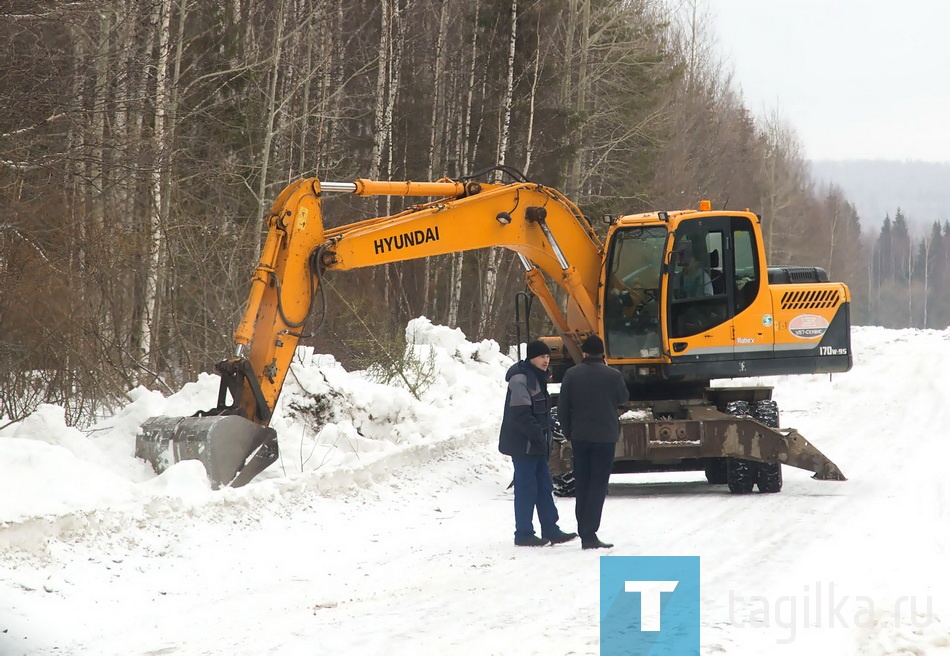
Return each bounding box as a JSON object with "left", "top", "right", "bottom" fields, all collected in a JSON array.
[
  {"left": 698, "top": 419, "right": 847, "bottom": 481},
  {"left": 780, "top": 428, "right": 847, "bottom": 481},
  {"left": 610, "top": 411, "right": 847, "bottom": 481},
  {"left": 135, "top": 415, "right": 278, "bottom": 488}
]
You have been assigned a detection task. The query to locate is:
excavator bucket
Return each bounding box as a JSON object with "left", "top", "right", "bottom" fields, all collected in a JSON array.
[{"left": 135, "top": 415, "right": 279, "bottom": 488}]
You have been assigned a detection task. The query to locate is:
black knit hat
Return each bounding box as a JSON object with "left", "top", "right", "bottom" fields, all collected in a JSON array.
[
  {"left": 525, "top": 340, "right": 551, "bottom": 360},
  {"left": 581, "top": 334, "right": 605, "bottom": 355}
]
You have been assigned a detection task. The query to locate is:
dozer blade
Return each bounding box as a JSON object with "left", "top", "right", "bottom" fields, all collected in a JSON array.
[
  {"left": 135, "top": 415, "right": 279, "bottom": 488},
  {"left": 697, "top": 418, "right": 847, "bottom": 481},
  {"left": 777, "top": 428, "right": 847, "bottom": 481},
  {"left": 614, "top": 410, "right": 847, "bottom": 481}
]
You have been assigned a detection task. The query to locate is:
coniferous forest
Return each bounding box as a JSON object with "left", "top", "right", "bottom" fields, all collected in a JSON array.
[{"left": 1, "top": 0, "right": 946, "bottom": 423}]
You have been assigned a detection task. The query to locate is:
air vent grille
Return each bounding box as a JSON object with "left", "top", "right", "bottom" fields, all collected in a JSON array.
[{"left": 780, "top": 289, "right": 840, "bottom": 310}]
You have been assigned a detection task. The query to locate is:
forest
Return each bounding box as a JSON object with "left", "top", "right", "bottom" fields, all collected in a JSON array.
[{"left": 0, "top": 0, "right": 946, "bottom": 425}]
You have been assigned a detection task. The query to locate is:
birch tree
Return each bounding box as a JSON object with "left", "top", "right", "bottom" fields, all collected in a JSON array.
[
  {"left": 253, "top": 0, "right": 288, "bottom": 262},
  {"left": 446, "top": 0, "right": 481, "bottom": 328},
  {"left": 566, "top": 0, "right": 589, "bottom": 198},
  {"left": 476, "top": 0, "right": 517, "bottom": 338},
  {"left": 139, "top": 0, "right": 173, "bottom": 370},
  {"left": 422, "top": 0, "right": 451, "bottom": 317},
  {"left": 522, "top": 8, "right": 541, "bottom": 176},
  {"left": 368, "top": 0, "right": 390, "bottom": 183}
]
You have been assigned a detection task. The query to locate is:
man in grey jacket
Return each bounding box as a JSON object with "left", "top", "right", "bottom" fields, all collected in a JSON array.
[
  {"left": 557, "top": 335, "right": 629, "bottom": 549},
  {"left": 499, "top": 340, "right": 577, "bottom": 547}
]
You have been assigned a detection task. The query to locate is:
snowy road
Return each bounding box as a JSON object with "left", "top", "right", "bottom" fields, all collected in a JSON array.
[{"left": 2, "top": 325, "right": 950, "bottom": 655}]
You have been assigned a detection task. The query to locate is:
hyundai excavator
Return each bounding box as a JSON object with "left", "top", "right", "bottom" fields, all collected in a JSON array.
[{"left": 136, "top": 168, "right": 850, "bottom": 493}]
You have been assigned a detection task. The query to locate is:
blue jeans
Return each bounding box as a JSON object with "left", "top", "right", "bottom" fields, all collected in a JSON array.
[{"left": 511, "top": 455, "right": 561, "bottom": 539}]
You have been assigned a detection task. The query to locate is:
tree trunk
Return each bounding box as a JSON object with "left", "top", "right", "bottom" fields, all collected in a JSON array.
[
  {"left": 447, "top": 0, "right": 481, "bottom": 329},
  {"left": 157, "top": 0, "right": 189, "bottom": 369},
  {"left": 477, "top": 0, "right": 517, "bottom": 338},
  {"left": 907, "top": 248, "right": 914, "bottom": 326},
  {"left": 368, "top": 0, "right": 391, "bottom": 305},
  {"left": 827, "top": 199, "right": 838, "bottom": 278},
  {"left": 383, "top": 1, "right": 406, "bottom": 311},
  {"left": 495, "top": 0, "right": 517, "bottom": 177},
  {"left": 68, "top": 23, "right": 87, "bottom": 269},
  {"left": 368, "top": 0, "right": 390, "bottom": 183},
  {"left": 560, "top": 0, "right": 576, "bottom": 107},
  {"left": 113, "top": 0, "right": 132, "bottom": 223},
  {"left": 422, "top": 0, "right": 450, "bottom": 318},
  {"left": 297, "top": 11, "right": 314, "bottom": 176},
  {"left": 253, "top": 0, "right": 288, "bottom": 263},
  {"left": 89, "top": 11, "right": 110, "bottom": 237},
  {"left": 566, "top": 0, "right": 589, "bottom": 198},
  {"left": 140, "top": 0, "right": 173, "bottom": 371},
  {"left": 922, "top": 234, "right": 931, "bottom": 328},
  {"left": 523, "top": 10, "right": 541, "bottom": 176}
]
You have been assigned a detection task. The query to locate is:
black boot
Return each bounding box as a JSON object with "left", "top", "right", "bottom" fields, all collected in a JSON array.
[
  {"left": 545, "top": 531, "right": 578, "bottom": 544},
  {"left": 581, "top": 534, "right": 613, "bottom": 550},
  {"left": 515, "top": 535, "right": 551, "bottom": 547}
]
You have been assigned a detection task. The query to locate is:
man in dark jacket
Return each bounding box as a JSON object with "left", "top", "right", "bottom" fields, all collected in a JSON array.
[
  {"left": 557, "top": 335, "right": 629, "bottom": 549},
  {"left": 498, "top": 340, "right": 577, "bottom": 547}
]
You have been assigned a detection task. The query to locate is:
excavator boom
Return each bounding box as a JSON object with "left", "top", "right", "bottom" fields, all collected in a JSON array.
[{"left": 137, "top": 175, "right": 605, "bottom": 486}]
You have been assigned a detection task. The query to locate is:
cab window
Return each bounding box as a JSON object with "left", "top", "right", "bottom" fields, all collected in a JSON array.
[
  {"left": 733, "top": 222, "right": 760, "bottom": 313},
  {"left": 669, "top": 229, "right": 728, "bottom": 338},
  {"left": 604, "top": 227, "right": 667, "bottom": 358}
]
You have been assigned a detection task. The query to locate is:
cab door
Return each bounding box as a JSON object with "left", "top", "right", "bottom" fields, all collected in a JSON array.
[
  {"left": 667, "top": 217, "right": 735, "bottom": 362},
  {"left": 666, "top": 215, "right": 775, "bottom": 371},
  {"left": 730, "top": 217, "right": 775, "bottom": 361}
]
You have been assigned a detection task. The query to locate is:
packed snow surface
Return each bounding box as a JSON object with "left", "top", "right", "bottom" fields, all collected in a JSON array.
[{"left": 2, "top": 319, "right": 949, "bottom": 655}]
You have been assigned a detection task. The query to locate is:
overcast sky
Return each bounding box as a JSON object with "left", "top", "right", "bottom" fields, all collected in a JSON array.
[{"left": 709, "top": 0, "right": 950, "bottom": 162}]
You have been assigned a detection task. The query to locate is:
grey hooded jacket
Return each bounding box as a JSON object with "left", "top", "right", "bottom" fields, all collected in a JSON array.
[{"left": 498, "top": 360, "right": 552, "bottom": 457}]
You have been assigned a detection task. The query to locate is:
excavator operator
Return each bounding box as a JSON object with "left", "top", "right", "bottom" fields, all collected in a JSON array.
[{"left": 673, "top": 239, "right": 713, "bottom": 299}]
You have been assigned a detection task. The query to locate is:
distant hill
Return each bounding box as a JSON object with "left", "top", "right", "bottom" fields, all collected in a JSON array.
[{"left": 809, "top": 160, "right": 950, "bottom": 236}]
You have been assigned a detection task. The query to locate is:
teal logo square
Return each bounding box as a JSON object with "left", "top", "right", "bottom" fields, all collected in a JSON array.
[{"left": 600, "top": 556, "right": 700, "bottom": 655}]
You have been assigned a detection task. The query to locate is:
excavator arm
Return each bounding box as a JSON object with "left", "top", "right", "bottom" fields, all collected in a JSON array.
[{"left": 137, "top": 175, "right": 606, "bottom": 487}]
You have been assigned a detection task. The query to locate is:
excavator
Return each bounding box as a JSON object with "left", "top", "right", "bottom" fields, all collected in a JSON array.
[{"left": 136, "top": 168, "right": 850, "bottom": 493}]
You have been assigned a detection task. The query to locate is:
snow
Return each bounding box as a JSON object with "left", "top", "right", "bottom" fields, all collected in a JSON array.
[{"left": 2, "top": 318, "right": 949, "bottom": 655}]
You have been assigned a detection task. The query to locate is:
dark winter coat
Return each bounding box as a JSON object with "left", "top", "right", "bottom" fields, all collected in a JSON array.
[
  {"left": 556, "top": 356, "right": 630, "bottom": 443},
  {"left": 498, "top": 360, "right": 553, "bottom": 457}
]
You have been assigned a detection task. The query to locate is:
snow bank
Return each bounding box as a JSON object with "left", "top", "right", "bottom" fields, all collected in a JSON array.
[{"left": 0, "top": 317, "right": 512, "bottom": 555}]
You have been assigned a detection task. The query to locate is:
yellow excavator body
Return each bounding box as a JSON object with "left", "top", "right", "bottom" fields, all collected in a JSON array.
[{"left": 136, "top": 173, "right": 850, "bottom": 491}]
